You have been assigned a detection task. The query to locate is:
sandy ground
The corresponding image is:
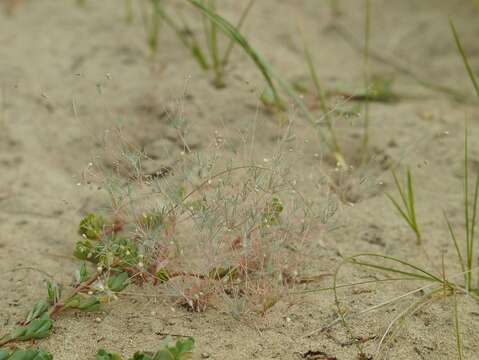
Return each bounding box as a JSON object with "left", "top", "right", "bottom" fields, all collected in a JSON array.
[{"left": 1, "top": 0, "right": 479, "bottom": 359}]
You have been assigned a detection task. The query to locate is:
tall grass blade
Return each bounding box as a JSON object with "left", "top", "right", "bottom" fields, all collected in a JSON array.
[
  {"left": 463, "top": 123, "right": 473, "bottom": 290},
  {"left": 148, "top": 0, "right": 162, "bottom": 54},
  {"left": 449, "top": 18, "right": 479, "bottom": 98},
  {"left": 350, "top": 254, "right": 442, "bottom": 283},
  {"left": 330, "top": 0, "right": 341, "bottom": 17},
  {"left": 222, "top": 0, "right": 256, "bottom": 66},
  {"left": 406, "top": 169, "right": 420, "bottom": 241},
  {"left": 158, "top": 6, "right": 210, "bottom": 69},
  {"left": 444, "top": 212, "right": 466, "bottom": 284},
  {"left": 361, "top": 0, "right": 371, "bottom": 158},
  {"left": 453, "top": 290, "right": 464, "bottom": 360},
  {"left": 301, "top": 28, "right": 340, "bottom": 155},
  {"left": 387, "top": 168, "right": 421, "bottom": 244},
  {"left": 125, "top": 0, "right": 134, "bottom": 23},
  {"left": 187, "top": 0, "right": 282, "bottom": 106},
  {"left": 205, "top": 0, "right": 224, "bottom": 87},
  {"left": 188, "top": 0, "right": 338, "bottom": 159}
]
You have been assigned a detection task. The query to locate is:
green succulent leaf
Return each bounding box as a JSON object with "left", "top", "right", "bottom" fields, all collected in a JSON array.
[
  {"left": 208, "top": 266, "right": 236, "bottom": 280},
  {"left": 25, "top": 300, "right": 48, "bottom": 323},
  {"left": 0, "top": 348, "right": 53, "bottom": 360},
  {"left": 155, "top": 268, "right": 170, "bottom": 283},
  {"left": 79, "top": 213, "right": 105, "bottom": 240},
  {"left": 46, "top": 281, "right": 62, "bottom": 305},
  {"left": 129, "top": 353, "right": 153, "bottom": 360},
  {"left": 139, "top": 212, "right": 164, "bottom": 230},
  {"left": 73, "top": 239, "right": 96, "bottom": 261},
  {"left": 96, "top": 349, "right": 124, "bottom": 360},
  {"left": 262, "top": 197, "right": 283, "bottom": 226},
  {"left": 64, "top": 294, "right": 100, "bottom": 311},
  {"left": 10, "top": 314, "right": 53, "bottom": 342},
  {"left": 77, "top": 296, "right": 101, "bottom": 311},
  {"left": 152, "top": 337, "right": 195, "bottom": 360},
  {"left": 108, "top": 272, "right": 130, "bottom": 292},
  {"left": 75, "top": 262, "right": 89, "bottom": 284}
]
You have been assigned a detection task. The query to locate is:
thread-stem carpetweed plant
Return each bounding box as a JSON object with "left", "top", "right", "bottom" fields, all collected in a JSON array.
[
  {"left": 1, "top": 121, "right": 338, "bottom": 353},
  {"left": 386, "top": 168, "right": 421, "bottom": 244}
]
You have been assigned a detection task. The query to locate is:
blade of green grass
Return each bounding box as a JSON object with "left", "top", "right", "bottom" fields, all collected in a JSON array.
[
  {"left": 158, "top": 6, "right": 210, "bottom": 69},
  {"left": 386, "top": 194, "right": 415, "bottom": 229},
  {"left": 125, "top": 0, "right": 134, "bottom": 23},
  {"left": 444, "top": 212, "right": 467, "bottom": 284},
  {"left": 187, "top": 0, "right": 339, "bottom": 159},
  {"left": 148, "top": 0, "right": 162, "bottom": 54},
  {"left": 350, "top": 254, "right": 443, "bottom": 283},
  {"left": 406, "top": 169, "right": 420, "bottom": 242},
  {"left": 387, "top": 168, "right": 421, "bottom": 244},
  {"left": 222, "top": 0, "right": 256, "bottom": 66},
  {"left": 361, "top": 0, "right": 371, "bottom": 158},
  {"left": 449, "top": 18, "right": 479, "bottom": 98},
  {"left": 187, "top": 0, "right": 282, "bottom": 106},
  {"left": 453, "top": 290, "right": 464, "bottom": 360},
  {"left": 206, "top": 0, "right": 224, "bottom": 87},
  {"left": 301, "top": 28, "right": 340, "bottom": 155},
  {"left": 464, "top": 122, "right": 473, "bottom": 290}
]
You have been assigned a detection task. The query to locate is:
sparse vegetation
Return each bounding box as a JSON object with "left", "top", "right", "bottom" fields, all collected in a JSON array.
[
  {"left": 331, "top": 18, "right": 479, "bottom": 359},
  {"left": 1, "top": 1, "right": 478, "bottom": 359}
]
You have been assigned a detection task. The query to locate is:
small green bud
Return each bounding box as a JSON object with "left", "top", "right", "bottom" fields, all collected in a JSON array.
[{"left": 79, "top": 213, "right": 105, "bottom": 240}]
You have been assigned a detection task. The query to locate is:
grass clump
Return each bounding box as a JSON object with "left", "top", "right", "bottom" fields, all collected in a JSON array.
[
  {"left": 386, "top": 168, "right": 421, "bottom": 244},
  {"left": 330, "top": 21, "right": 479, "bottom": 356},
  {"left": 155, "top": 1, "right": 257, "bottom": 90}
]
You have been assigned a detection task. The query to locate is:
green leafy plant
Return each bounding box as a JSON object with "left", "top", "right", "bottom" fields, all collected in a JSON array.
[
  {"left": 386, "top": 168, "right": 421, "bottom": 244},
  {"left": 0, "top": 301, "right": 53, "bottom": 347},
  {"left": 97, "top": 337, "right": 194, "bottom": 360},
  {"left": 0, "top": 348, "right": 53, "bottom": 360}
]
